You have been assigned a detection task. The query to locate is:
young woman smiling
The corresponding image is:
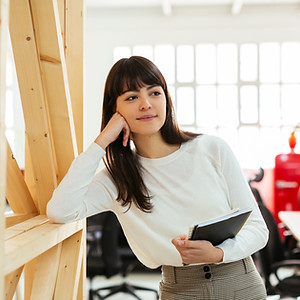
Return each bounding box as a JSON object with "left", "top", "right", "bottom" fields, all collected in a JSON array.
[{"left": 47, "top": 56, "right": 268, "bottom": 299}]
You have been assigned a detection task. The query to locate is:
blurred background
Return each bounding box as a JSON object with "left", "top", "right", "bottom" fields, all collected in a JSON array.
[{"left": 5, "top": 1, "right": 300, "bottom": 299}]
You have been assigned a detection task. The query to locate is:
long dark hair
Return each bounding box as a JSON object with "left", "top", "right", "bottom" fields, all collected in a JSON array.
[{"left": 101, "top": 56, "right": 199, "bottom": 212}]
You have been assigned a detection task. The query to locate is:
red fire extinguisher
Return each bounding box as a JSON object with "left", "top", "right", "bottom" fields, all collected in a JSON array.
[{"left": 274, "top": 129, "right": 300, "bottom": 225}]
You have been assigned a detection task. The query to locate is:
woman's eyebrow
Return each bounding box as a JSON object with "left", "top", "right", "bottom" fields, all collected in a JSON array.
[
  {"left": 146, "top": 84, "right": 159, "bottom": 90},
  {"left": 121, "top": 85, "right": 159, "bottom": 95},
  {"left": 120, "top": 88, "right": 139, "bottom": 95}
]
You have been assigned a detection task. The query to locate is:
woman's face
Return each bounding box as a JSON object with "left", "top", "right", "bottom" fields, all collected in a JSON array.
[{"left": 115, "top": 84, "right": 166, "bottom": 138}]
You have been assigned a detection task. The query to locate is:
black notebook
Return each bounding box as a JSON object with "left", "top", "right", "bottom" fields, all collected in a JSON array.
[{"left": 188, "top": 208, "right": 252, "bottom": 245}]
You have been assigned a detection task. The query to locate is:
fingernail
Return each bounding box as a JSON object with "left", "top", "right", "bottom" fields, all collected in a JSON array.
[{"left": 180, "top": 241, "right": 185, "bottom": 246}]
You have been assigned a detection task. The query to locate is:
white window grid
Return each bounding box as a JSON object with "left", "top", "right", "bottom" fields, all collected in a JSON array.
[{"left": 114, "top": 42, "right": 300, "bottom": 169}]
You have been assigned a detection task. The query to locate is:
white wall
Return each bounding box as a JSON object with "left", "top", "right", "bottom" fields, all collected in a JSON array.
[{"left": 85, "top": 4, "right": 300, "bottom": 147}]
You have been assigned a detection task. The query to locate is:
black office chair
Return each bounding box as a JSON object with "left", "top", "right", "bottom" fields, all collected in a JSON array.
[
  {"left": 248, "top": 168, "right": 300, "bottom": 258},
  {"left": 255, "top": 200, "right": 300, "bottom": 298},
  {"left": 87, "top": 211, "right": 159, "bottom": 300}
]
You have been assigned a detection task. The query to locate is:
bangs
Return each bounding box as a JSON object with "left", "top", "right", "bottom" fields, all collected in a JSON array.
[{"left": 113, "top": 57, "right": 166, "bottom": 96}]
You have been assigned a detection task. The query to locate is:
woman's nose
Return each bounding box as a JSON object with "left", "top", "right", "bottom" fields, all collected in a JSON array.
[{"left": 139, "top": 97, "right": 151, "bottom": 110}]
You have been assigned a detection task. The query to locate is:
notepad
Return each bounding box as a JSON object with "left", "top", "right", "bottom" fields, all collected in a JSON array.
[{"left": 188, "top": 208, "right": 252, "bottom": 245}]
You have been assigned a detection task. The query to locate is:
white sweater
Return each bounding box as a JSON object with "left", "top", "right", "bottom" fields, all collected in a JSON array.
[{"left": 47, "top": 135, "right": 268, "bottom": 269}]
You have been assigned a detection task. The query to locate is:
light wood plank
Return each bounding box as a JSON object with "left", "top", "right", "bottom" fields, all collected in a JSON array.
[
  {"left": 5, "top": 215, "right": 50, "bottom": 241},
  {"left": 77, "top": 219, "right": 86, "bottom": 300},
  {"left": 5, "top": 266, "right": 23, "bottom": 300},
  {"left": 5, "top": 212, "right": 39, "bottom": 228},
  {"left": 24, "top": 258, "right": 37, "bottom": 300},
  {"left": 76, "top": 260, "right": 85, "bottom": 300},
  {"left": 24, "top": 134, "right": 38, "bottom": 209},
  {"left": 30, "top": 244, "right": 62, "bottom": 300},
  {"left": 57, "top": 0, "right": 65, "bottom": 41},
  {"left": 30, "top": 0, "right": 78, "bottom": 184},
  {"left": 54, "top": 230, "right": 84, "bottom": 300},
  {"left": 9, "top": 0, "right": 57, "bottom": 214},
  {"left": 4, "top": 217, "right": 84, "bottom": 275},
  {"left": 6, "top": 140, "right": 37, "bottom": 214},
  {"left": 0, "top": 0, "right": 10, "bottom": 299},
  {"left": 65, "top": 0, "right": 84, "bottom": 153}
]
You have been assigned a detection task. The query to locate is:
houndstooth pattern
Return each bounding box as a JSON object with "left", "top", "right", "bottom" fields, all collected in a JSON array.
[{"left": 159, "top": 257, "right": 267, "bottom": 300}]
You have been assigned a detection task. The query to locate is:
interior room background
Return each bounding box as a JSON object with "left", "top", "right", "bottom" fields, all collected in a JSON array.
[{"left": 5, "top": 1, "right": 300, "bottom": 212}]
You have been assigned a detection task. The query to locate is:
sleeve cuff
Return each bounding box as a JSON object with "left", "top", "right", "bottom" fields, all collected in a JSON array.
[{"left": 85, "top": 142, "right": 106, "bottom": 159}]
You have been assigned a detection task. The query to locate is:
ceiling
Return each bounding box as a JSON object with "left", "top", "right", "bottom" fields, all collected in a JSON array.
[{"left": 86, "top": 0, "right": 300, "bottom": 16}]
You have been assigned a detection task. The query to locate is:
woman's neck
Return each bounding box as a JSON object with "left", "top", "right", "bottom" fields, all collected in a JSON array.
[{"left": 133, "top": 133, "right": 180, "bottom": 159}]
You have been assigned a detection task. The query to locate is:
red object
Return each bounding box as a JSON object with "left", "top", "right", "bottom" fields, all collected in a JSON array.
[
  {"left": 273, "top": 152, "right": 300, "bottom": 225},
  {"left": 289, "top": 131, "right": 297, "bottom": 151}
]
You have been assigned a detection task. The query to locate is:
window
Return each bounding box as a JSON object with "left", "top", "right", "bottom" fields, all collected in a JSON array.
[{"left": 116, "top": 42, "right": 300, "bottom": 168}]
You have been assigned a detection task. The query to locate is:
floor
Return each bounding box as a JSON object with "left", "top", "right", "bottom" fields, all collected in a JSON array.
[
  {"left": 87, "top": 271, "right": 299, "bottom": 300},
  {"left": 12, "top": 265, "right": 299, "bottom": 300},
  {"left": 87, "top": 272, "right": 161, "bottom": 300}
]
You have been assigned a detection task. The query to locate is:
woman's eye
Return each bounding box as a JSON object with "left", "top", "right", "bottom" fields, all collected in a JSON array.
[
  {"left": 126, "top": 95, "right": 137, "bottom": 101},
  {"left": 152, "top": 91, "right": 161, "bottom": 96}
]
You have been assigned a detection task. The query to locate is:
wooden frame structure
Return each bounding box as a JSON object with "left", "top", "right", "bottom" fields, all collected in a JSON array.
[{"left": 1, "top": 0, "right": 85, "bottom": 299}]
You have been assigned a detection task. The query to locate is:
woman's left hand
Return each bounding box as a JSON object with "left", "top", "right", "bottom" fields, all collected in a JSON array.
[{"left": 172, "top": 234, "right": 224, "bottom": 265}]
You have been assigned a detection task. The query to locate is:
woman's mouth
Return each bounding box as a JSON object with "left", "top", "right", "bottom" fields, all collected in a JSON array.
[{"left": 137, "top": 114, "right": 157, "bottom": 121}]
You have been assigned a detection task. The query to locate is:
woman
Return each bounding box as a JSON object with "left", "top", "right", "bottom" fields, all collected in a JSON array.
[{"left": 47, "top": 56, "right": 268, "bottom": 299}]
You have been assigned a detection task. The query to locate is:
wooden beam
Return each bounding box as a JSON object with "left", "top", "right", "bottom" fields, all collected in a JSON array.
[
  {"left": 30, "top": 0, "right": 78, "bottom": 183},
  {"left": 56, "top": 0, "right": 84, "bottom": 154},
  {"left": 24, "top": 133, "right": 38, "bottom": 209},
  {"left": 6, "top": 140, "right": 37, "bottom": 214},
  {"left": 0, "top": 0, "right": 10, "bottom": 299},
  {"left": 64, "top": 0, "right": 84, "bottom": 153},
  {"left": 56, "top": 0, "right": 65, "bottom": 41},
  {"left": 5, "top": 212, "right": 39, "bottom": 228},
  {"left": 5, "top": 266, "right": 23, "bottom": 300},
  {"left": 5, "top": 215, "right": 49, "bottom": 241},
  {"left": 24, "top": 258, "right": 37, "bottom": 300},
  {"left": 76, "top": 219, "right": 86, "bottom": 300},
  {"left": 4, "top": 216, "right": 83, "bottom": 275},
  {"left": 9, "top": 0, "right": 57, "bottom": 214},
  {"left": 76, "top": 261, "right": 85, "bottom": 300},
  {"left": 54, "top": 230, "right": 84, "bottom": 300},
  {"left": 30, "top": 244, "right": 62, "bottom": 300}
]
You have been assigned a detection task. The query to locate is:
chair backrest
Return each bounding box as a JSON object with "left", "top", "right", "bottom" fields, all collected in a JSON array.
[
  {"left": 257, "top": 201, "right": 285, "bottom": 284},
  {"left": 87, "top": 211, "right": 122, "bottom": 279}
]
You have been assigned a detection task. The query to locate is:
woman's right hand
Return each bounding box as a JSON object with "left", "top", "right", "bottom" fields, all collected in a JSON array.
[{"left": 94, "top": 112, "right": 131, "bottom": 150}]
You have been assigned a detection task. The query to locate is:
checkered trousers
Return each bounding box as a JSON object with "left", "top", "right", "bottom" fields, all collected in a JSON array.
[{"left": 159, "top": 256, "right": 267, "bottom": 300}]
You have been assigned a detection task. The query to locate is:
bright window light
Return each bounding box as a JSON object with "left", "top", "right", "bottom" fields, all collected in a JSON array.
[
  {"left": 281, "top": 42, "right": 300, "bottom": 83},
  {"left": 217, "top": 85, "right": 238, "bottom": 127},
  {"left": 240, "top": 44, "right": 258, "bottom": 82},
  {"left": 217, "top": 44, "right": 237, "bottom": 84},
  {"left": 260, "top": 84, "right": 281, "bottom": 126},
  {"left": 196, "top": 44, "right": 216, "bottom": 84},
  {"left": 154, "top": 45, "right": 175, "bottom": 84},
  {"left": 176, "top": 45, "right": 194, "bottom": 83},
  {"left": 196, "top": 86, "right": 217, "bottom": 127},
  {"left": 113, "top": 46, "right": 131, "bottom": 62},
  {"left": 260, "top": 43, "right": 280, "bottom": 83},
  {"left": 111, "top": 42, "right": 300, "bottom": 168},
  {"left": 133, "top": 45, "right": 153, "bottom": 61},
  {"left": 5, "top": 90, "right": 14, "bottom": 128},
  {"left": 176, "top": 87, "right": 194, "bottom": 125},
  {"left": 240, "top": 85, "right": 258, "bottom": 124},
  {"left": 281, "top": 84, "right": 300, "bottom": 126}
]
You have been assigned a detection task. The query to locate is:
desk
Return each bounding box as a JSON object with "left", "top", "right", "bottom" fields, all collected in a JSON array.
[{"left": 278, "top": 211, "right": 300, "bottom": 241}]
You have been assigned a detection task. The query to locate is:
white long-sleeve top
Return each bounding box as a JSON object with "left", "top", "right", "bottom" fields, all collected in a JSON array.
[{"left": 47, "top": 134, "right": 268, "bottom": 269}]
